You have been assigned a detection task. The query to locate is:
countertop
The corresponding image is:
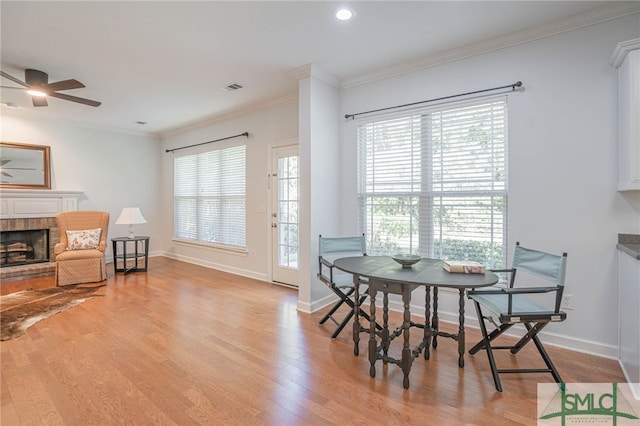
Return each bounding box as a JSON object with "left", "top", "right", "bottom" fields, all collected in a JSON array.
[{"left": 618, "top": 234, "right": 640, "bottom": 260}]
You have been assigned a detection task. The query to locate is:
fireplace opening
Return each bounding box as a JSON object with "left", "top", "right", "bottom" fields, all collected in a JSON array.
[{"left": 0, "top": 229, "right": 50, "bottom": 267}]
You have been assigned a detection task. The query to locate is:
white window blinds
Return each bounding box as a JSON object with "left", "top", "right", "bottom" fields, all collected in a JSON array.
[
  {"left": 357, "top": 98, "right": 507, "bottom": 268},
  {"left": 174, "top": 144, "right": 246, "bottom": 249}
]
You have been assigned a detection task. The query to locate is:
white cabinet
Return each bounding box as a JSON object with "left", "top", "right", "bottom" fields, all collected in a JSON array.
[
  {"left": 619, "top": 248, "right": 640, "bottom": 400},
  {"left": 610, "top": 39, "right": 640, "bottom": 192}
]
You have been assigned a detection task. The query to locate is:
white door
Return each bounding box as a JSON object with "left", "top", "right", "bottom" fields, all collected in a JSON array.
[{"left": 271, "top": 145, "right": 299, "bottom": 286}]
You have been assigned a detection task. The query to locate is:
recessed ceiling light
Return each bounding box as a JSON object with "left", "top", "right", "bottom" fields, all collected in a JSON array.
[{"left": 335, "top": 7, "right": 355, "bottom": 21}]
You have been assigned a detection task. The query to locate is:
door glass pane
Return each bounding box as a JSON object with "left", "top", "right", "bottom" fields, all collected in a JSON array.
[{"left": 278, "top": 155, "right": 299, "bottom": 268}]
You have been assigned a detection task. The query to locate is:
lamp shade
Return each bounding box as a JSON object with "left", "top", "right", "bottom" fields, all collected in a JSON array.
[
  {"left": 116, "top": 207, "right": 147, "bottom": 238},
  {"left": 116, "top": 207, "right": 147, "bottom": 225}
]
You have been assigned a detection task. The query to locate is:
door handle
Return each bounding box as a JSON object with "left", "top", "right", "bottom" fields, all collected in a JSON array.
[{"left": 271, "top": 223, "right": 277, "bottom": 228}]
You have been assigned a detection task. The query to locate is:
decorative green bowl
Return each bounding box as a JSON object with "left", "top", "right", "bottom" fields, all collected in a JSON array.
[{"left": 391, "top": 254, "right": 422, "bottom": 268}]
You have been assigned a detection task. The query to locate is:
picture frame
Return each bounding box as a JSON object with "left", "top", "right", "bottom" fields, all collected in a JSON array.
[{"left": 0, "top": 142, "right": 51, "bottom": 189}]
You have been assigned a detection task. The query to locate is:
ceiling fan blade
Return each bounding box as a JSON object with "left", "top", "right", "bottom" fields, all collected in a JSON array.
[
  {"left": 49, "top": 91, "right": 101, "bottom": 107},
  {"left": 45, "top": 79, "right": 85, "bottom": 92},
  {"left": 0, "top": 70, "right": 27, "bottom": 87},
  {"left": 32, "top": 96, "right": 48, "bottom": 107}
]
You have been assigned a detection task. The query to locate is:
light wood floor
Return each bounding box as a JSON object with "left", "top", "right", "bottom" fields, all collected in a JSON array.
[{"left": 1, "top": 257, "right": 625, "bottom": 425}]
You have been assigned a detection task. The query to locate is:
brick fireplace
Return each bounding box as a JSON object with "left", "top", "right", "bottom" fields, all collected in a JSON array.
[
  {"left": 1, "top": 227, "right": 52, "bottom": 266},
  {"left": 0, "top": 217, "right": 58, "bottom": 280},
  {"left": 0, "top": 189, "right": 82, "bottom": 282}
]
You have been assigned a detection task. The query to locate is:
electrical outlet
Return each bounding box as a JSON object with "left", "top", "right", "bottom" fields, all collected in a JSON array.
[{"left": 561, "top": 294, "right": 573, "bottom": 310}]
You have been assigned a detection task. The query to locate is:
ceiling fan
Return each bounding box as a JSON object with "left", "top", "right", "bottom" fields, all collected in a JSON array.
[{"left": 0, "top": 68, "right": 101, "bottom": 107}]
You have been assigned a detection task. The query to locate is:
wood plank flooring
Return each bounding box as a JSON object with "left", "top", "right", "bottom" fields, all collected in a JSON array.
[{"left": 1, "top": 257, "right": 626, "bottom": 425}]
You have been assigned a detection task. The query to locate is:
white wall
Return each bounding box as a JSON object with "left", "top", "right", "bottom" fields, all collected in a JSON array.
[
  {"left": 297, "top": 67, "right": 343, "bottom": 312},
  {"left": 158, "top": 100, "right": 298, "bottom": 282},
  {"left": 0, "top": 113, "right": 162, "bottom": 259},
  {"left": 339, "top": 14, "right": 640, "bottom": 357}
]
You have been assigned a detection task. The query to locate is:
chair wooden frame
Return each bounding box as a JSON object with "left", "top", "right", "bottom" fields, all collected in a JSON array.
[{"left": 467, "top": 242, "right": 568, "bottom": 392}]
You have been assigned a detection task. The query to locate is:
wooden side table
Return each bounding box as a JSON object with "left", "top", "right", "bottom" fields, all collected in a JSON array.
[{"left": 111, "top": 236, "right": 150, "bottom": 274}]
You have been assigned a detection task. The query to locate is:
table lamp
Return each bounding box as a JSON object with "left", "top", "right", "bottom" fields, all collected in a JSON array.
[{"left": 116, "top": 207, "right": 147, "bottom": 238}]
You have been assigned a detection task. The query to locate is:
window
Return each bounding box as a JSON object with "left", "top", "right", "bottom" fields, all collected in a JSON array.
[
  {"left": 357, "top": 98, "right": 507, "bottom": 268},
  {"left": 174, "top": 144, "right": 246, "bottom": 249}
]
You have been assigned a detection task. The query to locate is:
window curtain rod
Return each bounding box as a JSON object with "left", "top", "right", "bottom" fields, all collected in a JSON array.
[
  {"left": 165, "top": 132, "right": 249, "bottom": 153},
  {"left": 344, "top": 81, "right": 522, "bottom": 120}
]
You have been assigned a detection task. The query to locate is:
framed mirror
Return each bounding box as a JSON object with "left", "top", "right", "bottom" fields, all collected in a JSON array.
[{"left": 0, "top": 142, "right": 51, "bottom": 189}]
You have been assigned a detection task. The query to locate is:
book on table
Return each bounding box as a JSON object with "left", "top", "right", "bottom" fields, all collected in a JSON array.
[{"left": 442, "top": 260, "right": 486, "bottom": 274}]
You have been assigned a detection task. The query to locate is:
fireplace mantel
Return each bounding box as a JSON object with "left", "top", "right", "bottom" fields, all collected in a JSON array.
[{"left": 0, "top": 190, "right": 83, "bottom": 218}]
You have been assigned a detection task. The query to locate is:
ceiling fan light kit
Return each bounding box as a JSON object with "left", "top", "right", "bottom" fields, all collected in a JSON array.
[
  {"left": 26, "top": 89, "right": 47, "bottom": 97},
  {"left": 0, "top": 68, "right": 101, "bottom": 108}
]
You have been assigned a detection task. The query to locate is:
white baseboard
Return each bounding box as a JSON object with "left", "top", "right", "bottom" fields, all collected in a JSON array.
[
  {"left": 161, "top": 252, "right": 271, "bottom": 283},
  {"left": 298, "top": 293, "right": 338, "bottom": 315},
  {"left": 106, "top": 250, "right": 162, "bottom": 265},
  {"left": 381, "top": 298, "right": 619, "bottom": 360},
  {"left": 619, "top": 362, "right": 640, "bottom": 400}
]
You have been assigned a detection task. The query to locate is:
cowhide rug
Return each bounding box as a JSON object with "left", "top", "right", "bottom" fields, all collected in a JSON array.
[{"left": 0, "top": 283, "right": 105, "bottom": 341}]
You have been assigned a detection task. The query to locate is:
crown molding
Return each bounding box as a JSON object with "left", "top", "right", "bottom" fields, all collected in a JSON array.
[
  {"left": 0, "top": 107, "right": 157, "bottom": 139},
  {"left": 342, "top": 2, "right": 640, "bottom": 89},
  {"left": 289, "top": 64, "right": 341, "bottom": 88},
  {"left": 160, "top": 92, "right": 298, "bottom": 138},
  {"left": 610, "top": 37, "right": 640, "bottom": 67},
  {"left": 289, "top": 64, "right": 312, "bottom": 80}
]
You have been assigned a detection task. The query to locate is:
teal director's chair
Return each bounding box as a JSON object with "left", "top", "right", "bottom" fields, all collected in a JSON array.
[
  {"left": 467, "top": 242, "right": 568, "bottom": 392},
  {"left": 317, "top": 234, "right": 380, "bottom": 338}
]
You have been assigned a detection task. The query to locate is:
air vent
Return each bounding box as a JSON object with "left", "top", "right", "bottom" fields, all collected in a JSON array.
[{"left": 222, "top": 82, "right": 244, "bottom": 92}]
